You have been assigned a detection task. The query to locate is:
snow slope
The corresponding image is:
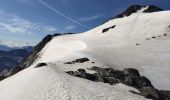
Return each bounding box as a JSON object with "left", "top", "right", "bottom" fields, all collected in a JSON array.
[{"left": 0, "top": 9, "right": 170, "bottom": 100}]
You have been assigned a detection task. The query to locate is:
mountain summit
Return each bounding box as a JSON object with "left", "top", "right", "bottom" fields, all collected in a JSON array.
[{"left": 115, "top": 5, "right": 162, "bottom": 18}]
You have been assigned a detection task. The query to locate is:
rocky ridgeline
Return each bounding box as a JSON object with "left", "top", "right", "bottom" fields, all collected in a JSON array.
[
  {"left": 0, "top": 33, "right": 76, "bottom": 81},
  {"left": 103, "top": 5, "right": 162, "bottom": 24},
  {"left": 66, "top": 66, "right": 170, "bottom": 100},
  {"left": 115, "top": 5, "right": 162, "bottom": 19}
]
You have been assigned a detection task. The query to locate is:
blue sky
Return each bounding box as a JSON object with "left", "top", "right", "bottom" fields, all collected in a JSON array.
[{"left": 0, "top": 0, "right": 170, "bottom": 46}]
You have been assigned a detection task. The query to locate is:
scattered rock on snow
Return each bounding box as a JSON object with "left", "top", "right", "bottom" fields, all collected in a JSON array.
[
  {"left": 91, "top": 62, "right": 95, "bottom": 64},
  {"left": 35, "top": 63, "right": 47, "bottom": 68},
  {"left": 152, "top": 36, "right": 156, "bottom": 38},
  {"left": 163, "top": 34, "right": 167, "bottom": 36},
  {"left": 64, "top": 57, "right": 89, "bottom": 64},
  {"left": 102, "top": 25, "right": 116, "bottom": 33}
]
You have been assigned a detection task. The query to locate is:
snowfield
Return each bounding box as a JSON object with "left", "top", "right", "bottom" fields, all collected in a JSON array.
[{"left": 0, "top": 10, "right": 170, "bottom": 100}]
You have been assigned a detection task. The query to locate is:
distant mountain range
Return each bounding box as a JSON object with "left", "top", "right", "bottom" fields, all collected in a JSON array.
[{"left": 0, "top": 45, "right": 33, "bottom": 77}]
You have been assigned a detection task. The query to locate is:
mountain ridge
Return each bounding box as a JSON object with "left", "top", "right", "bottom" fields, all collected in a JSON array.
[{"left": 0, "top": 5, "right": 170, "bottom": 100}]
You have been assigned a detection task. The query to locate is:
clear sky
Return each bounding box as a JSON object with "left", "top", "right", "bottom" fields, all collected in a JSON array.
[{"left": 0, "top": 0, "right": 170, "bottom": 46}]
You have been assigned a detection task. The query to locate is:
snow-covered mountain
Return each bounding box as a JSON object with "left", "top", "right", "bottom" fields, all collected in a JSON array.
[{"left": 0, "top": 5, "right": 170, "bottom": 100}]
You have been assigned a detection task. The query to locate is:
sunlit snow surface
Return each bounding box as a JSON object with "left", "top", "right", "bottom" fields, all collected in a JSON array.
[{"left": 0, "top": 11, "right": 170, "bottom": 100}]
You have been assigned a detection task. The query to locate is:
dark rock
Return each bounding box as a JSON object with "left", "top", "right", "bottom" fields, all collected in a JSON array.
[
  {"left": 136, "top": 43, "right": 140, "bottom": 45},
  {"left": 73, "top": 71, "right": 81, "bottom": 77},
  {"left": 109, "top": 70, "right": 125, "bottom": 83},
  {"left": 64, "top": 62, "right": 73, "bottom": 64},
  {"left": 64, "top": 33, "right": 76, "bottom": 35},
  {"left": 65, "top": 57, "right": 89, "bottom": 64},
  {"left": 102, "top": 25, "right": 116, "bottom": 33},
  {"left": 163, "top": 34, "right": 167, "bottom": 36},
  {"left": 123, "top": 68, "right": 140, "bottom": 76},
  {"left": 152, "top": 36, "right": 156, "bottom": 38},
  {"left": 89, "top": 67, "right": 120, "bottom": 84},
  {"left": 66, "top": 67, "right": 170, "bottom": 100},
  {"left": 140, "top": 86, "right": 160, "bottom": 100},
  {"left": 66, "top": 71, "right": 75, "bottom": 76},
  {"left": 35, "top": 63, "right": 47, "bottom": 68},
  {"left": 77, "top": 69, "right": 86, "bottom": 78},
  {"left": 75, "top": 57, "right": 89, "bottom": 63},
  {"left": 125, "top": 76, "right": 152, "bottom": 88},
  {"left": 110, "top": 25, "right": 116, "bottom": 29},
  {"left": 78, "top": 69, "right": 86, "bottom": 73},
  {"left": 0, "top": 75, "right": 5, "bottom": 81},
  {"left": 106, "top": 77, "right": 118, "bottom": 85},
  {"left": 86, "top": 73, "right": 98, "bottom": 81},
  {"left": 102, "top": 28, "right": 110, "bottom": 33},
  {"left": 143, "top": 5, "right": 162, "bottom": 13},
  {"left": 93, "top": 73, "right": 107, "bottom": 83},
  {"left": 116, "top": 5, "right": 142, "bottom": 18},
  {"left": 138, "top": 76, "right": 153, "bottom": 88},
  {"left": 91, "top": 62, "right": 95, "bottom": 64},
  {"left": 159, "top": 90, "right": 170, "bottom": 100}
]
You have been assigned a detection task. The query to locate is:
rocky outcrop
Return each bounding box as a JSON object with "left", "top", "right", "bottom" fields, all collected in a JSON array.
[
  {"left": 115, "top": 5, "right": 162, "bottom": 19},
  {"left": 143, "top": 5, "right": 163, "bottom": 13},
  {"left": 64, "top": 57, "right": 89, "bottom": 64},
  {"left": 66, "top": 67, "right": 170, "bottom": 100},
  {"left": 102, "top": 25, "right": 116, "bottom": 33}
]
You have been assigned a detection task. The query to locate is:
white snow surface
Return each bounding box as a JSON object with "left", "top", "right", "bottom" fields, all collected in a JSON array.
[{"left": 1, "top": 11, "right": 170, "bottom": 100}]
